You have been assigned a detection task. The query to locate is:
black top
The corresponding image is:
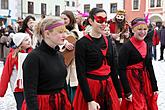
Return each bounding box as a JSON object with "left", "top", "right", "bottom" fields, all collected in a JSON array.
[
  {"left": 118, "top": 40, "right": 158, "bottom": 96},
  {"left": 23, "top": 40, "right": 67, "bottom": 110},
  {"left": 75, "top": 35, "right": 122, "bottom": 102}
]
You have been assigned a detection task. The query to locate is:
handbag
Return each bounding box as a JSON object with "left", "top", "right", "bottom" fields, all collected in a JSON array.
[{"left": 61, "top": 35, "right": 77, "bottom": 66}]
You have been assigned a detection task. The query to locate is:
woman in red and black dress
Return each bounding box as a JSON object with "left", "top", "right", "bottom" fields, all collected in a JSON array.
[
  {"left": 73, "top": 8, "right": 122, "bottom": 110},
  {"left": 119, "top": 18, "right": 159, "bottom": 110},
  {"left": 22, "top": 17, "right": 71, "bottom": 110}
]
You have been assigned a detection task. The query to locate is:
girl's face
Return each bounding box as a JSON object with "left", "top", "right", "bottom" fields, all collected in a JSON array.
[
  {"left": 20, "top": 36, "right": 31, "bottom": 49},
  {"left": 61, "top": 14, "right": 70, "bottom": 26},
  {"left": 132, "top": 23, "right": 148, "bottom": 41},
  {"left": 45, "top": 26, "right": 67, "bottom": 46},
  {"left": 27, "top": 18, "right": 35, "bottom": 30},
  {"left": 90, "top": 12, "right": 107, "bottom": 34}
]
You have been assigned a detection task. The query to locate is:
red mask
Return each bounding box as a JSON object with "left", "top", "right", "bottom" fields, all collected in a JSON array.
[{"left": 94, "top": 16, "right": 107, "bottom": 24}]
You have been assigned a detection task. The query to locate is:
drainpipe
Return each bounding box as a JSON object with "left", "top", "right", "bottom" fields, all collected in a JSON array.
[
  {"left": 21, "top": 0, "right": 23, "bottom": 18},
  {"left": 123, "top": 0, "right": 125, "bottom": 9}
]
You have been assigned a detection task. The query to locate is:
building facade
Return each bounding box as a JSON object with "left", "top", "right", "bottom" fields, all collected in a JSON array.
[
  {"left": 77, "top": 0, "right": 124, "bottom": 19},
  {"left": 22, "top": 0, "right": 66, "bottom": 20},
  {"left": 0, "top": 0, "right": 21, "bottom": 19},
  {"left": 64, "top": 0, "right": 79, "bottom": 13},
  {"left": 124, "top": 0, "right": 165, "bottom": 25}
]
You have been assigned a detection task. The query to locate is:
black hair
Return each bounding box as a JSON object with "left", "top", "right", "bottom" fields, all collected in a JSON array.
[
  {"left": 86, "top": 8, "right": 106, "bottom": 25},
  {"left": 19, "top": 15, "right": 35, "bottom": 32},
  {"left": 131, "top": 18, "right": 146, "bottom": 27},
  {"left": 88, "top": 8, "right": 106, "bottom": 21}
]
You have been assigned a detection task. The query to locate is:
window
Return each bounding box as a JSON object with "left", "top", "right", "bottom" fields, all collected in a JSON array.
[
  {"left": 55, "top": 5, "right": 60, "bottom": 16},
  {"left": 96, "top": 4, "right": 103, "bottom": 8},
  {"left": 84, "top": 4, "right": 90, "bottom": 13},
  {"left": 110, "top": 3, "right": 117, "bottom": 13},
  {"left": 1, "top": 0, "right": 8, "bottom": 9},
  {"left": 133, "top": 0, "right": 139, "bottom": 10},
  {"left": 157, "top": 0, "right": 161, "bottom": 7},
  {"left": 66, "top": 1, "right": 69, "bottom": 6},
  {"left": 150, "top": 0, "right": 155, "bottom": 7},
  {"left": 41, "top": 3, "right": 46, "bottom": 15},
  {"left": 72, "top": 1, "right": 75, "bottom": 7},
  {"left": 28, "top": 2, "right": 34, "bottom": 14}
]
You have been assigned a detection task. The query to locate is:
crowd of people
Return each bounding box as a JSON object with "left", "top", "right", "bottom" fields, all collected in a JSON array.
[{"left": 0, "top": 7, "right": 164, "bottom": 110}]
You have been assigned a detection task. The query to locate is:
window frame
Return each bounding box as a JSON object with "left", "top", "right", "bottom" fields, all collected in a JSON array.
[
  {"left": 28, "top": 1, "right": 34, "bottom": 14},
  {"left": 84, "top": 4, "right": 90, "bottom": 13},
  {"left": 110, "top": 3, "right": 117, "bottom": 13},
  {"left": 132, "top": 0, "right": 140, "bottom": 11},
  {"left": 1, "top": 0, "right": 8, "bottom": 9},
  {"left": 96, "top": 4, "right": 103, "bottom": 9},
  {"left": 41, "top": 3, "right": 47, "bottom": 15},
  {"left": 55, "top": 5, "right": 60, "bottom": 16}
]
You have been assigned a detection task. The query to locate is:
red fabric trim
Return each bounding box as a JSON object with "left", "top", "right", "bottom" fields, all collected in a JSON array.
[
  {"left": 0, "top": 48, "right": 32, "bottom": 96},
  {"left": 73, "top": 77, "right": 120, "bottom": 110},
  {"left": 22, "top": 89, "right": 71, "bottom": 110},
  {"left": 109, "top": 22, "right": 116, "bottom": 33},
  {"left": 130, "top": 37, "right": 147, "bottom": 58},
  {"left": 84, "top": 34, "right": 111, "bottom": 75},
  {"left": 121, "top": 62, "right": 158, "bottom": 110},
  {"left": 0, "top": 52, "right": 18, "bottom": 96},
  {"left": 152, "top": 29, "right": 159, "bottom": 46}
]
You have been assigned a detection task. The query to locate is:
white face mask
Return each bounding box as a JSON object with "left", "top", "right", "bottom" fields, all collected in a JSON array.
[{"left": 116, "top": 15, "right": 125, "bottom": 22}]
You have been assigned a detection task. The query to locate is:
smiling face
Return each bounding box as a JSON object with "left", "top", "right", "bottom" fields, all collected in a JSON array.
[
  {"left": 115, "top": 14, "right": 125, "bottom": 23},
  {"left": 27, "top": 18, "right": 35, "bottom": 31},
  {"left": 89, "top": 12, "right": 107, "bottom": 35},
  {"left": 132, "top": 22, "right": 148, "bottom": 41}
]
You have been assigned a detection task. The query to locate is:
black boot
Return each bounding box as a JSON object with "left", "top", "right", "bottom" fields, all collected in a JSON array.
[{"left": 158, "top": 58, "right": 163, "bottom": 61}]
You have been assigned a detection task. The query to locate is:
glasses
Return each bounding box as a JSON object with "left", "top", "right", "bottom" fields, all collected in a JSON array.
[{"left": 94, "top": 16, "right": 107, "bottom": 24}]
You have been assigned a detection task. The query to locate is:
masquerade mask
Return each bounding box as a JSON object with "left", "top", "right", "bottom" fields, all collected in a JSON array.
[
  {"left": 45, "top": 21, "right": 65, "bottom": 31},
  {"left": 94, "top": 16, "right": 107, "bottom": 24}
]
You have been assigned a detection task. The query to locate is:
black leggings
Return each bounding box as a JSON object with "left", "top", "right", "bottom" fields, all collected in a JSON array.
[
  {"left": 14, "top": 92, "right": 24, "bottom": 110},
  {"left": 160, "top": 44, "right": 165, "bottom": 59}
]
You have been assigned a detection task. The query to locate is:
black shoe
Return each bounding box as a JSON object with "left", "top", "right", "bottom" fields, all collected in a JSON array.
[{"left": 158, "top": 58, "right": 163, "bottom": 61}]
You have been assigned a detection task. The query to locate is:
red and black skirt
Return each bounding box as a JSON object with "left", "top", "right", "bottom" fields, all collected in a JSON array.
[
  {"left": 22, "top": 89, "right": 72, "bottom": 110},
  {"left": 121, "top": 63, "right": 158, "bottom": 110},
  {"left": 73, "top": 74, "right": 120, "bottom": 110}
]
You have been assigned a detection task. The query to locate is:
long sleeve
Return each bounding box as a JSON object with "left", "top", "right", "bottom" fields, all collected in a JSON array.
[
  {"left": 75, "top": 41, "right": 93, "bottom": 102},
  {"left": 0, "top": 53, "right": 15, "bottom": 97},
  {"left": 118, "top": 44, "right": 132, "bottom": 95},
  {"left": 23, "top": 52, "right": 39, "bottom": 110},
  {"left": 109, "top": 38, "right": 122, "bottom": 98},
  {"left": 145, "top": 46, "right": 158, "bottom": 92}
]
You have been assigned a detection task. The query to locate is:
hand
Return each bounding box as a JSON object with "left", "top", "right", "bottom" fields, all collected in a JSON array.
[
  {"left": 111, "top": 34, "right": 120, "bottom": 39},
  {"left": 123, "top": 32, "right": 130, "bottom": 38},
  {"left": 118, "top": 98, "right": 122, "bottom": 105},
  {"left": 88, "top": 101, "right": 100, "bottom": 110},
  {"left": 154, "top": 91, "right": 159, "bottom": 95},
  {"left": 65, "top": 42, "right": 74, "bottom": 51},
  {"left": 125, "top": 94, "right": 132, "bottom": 102}
]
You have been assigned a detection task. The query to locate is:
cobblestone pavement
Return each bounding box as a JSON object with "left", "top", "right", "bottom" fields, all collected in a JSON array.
[{"left": 0, "top": 56, "right": 165, "bottom": 110}]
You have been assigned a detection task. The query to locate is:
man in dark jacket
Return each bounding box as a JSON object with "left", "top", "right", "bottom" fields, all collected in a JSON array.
[{"left": 158, "top": 24, "right": 165, "bottom": 61}]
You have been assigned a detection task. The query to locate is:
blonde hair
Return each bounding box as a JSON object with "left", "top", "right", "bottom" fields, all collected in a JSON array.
[{"left": 34, "top": 17, "right": 66, "bottom": 39}]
